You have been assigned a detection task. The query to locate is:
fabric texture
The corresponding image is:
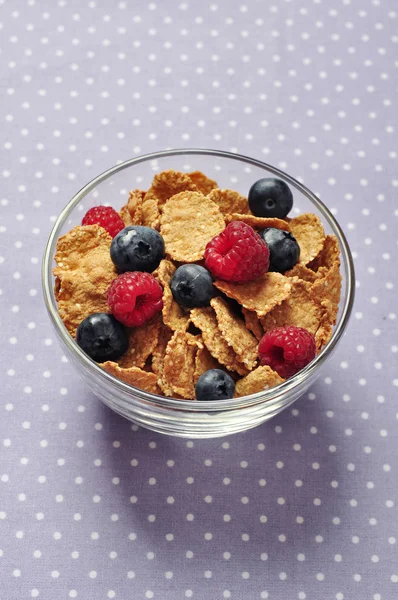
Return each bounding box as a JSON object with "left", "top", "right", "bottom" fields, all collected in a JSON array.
[{"left": 0, "top": 1, "right": 397, "bottom": 599}]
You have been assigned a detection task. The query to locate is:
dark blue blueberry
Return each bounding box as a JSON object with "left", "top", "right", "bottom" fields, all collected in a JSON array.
[
  {"left": 110, "top": 226, "right": 165, "bottom": 273},
  {"left": 259, "top": 227, "right": 300, "bottom": 273},
  {"left": 76, "top": 313, "right": 129, "bottom": 363},
  {"left": 170, "top": 264, "right": 215, "bottom": 308},
  {"left": 248, "top": 178, "right": 293, "bottom": 218},
  {"left": 195, "top": 369, "right": 235, "bottom": 401}
]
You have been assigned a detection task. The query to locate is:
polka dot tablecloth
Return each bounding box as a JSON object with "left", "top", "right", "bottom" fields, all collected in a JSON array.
[{"left": 1, "top": 1, "right": 397, "bottom": 599}]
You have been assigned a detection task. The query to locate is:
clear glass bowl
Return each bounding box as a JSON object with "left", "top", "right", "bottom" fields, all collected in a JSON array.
[{"left": 42, "top": 149, "right": 355, "bottom": 439}]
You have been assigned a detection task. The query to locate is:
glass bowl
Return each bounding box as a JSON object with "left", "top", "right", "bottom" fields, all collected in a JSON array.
[{"left": 42, "top": 149, "right": 355, "bottom": 439}]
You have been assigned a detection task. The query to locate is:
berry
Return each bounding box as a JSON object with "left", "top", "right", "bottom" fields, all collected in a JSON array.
[
  {"left": 248, "top": 178, "right": 293, "bottom": 218},
  {"left": 258, "top": 326, "right": 316, "bottom": 379},
  {"left": 195, "top": 369, "right": 235, "bottom": 401},
  {"left": 259, "top": 227, "right": 300, "bottom": 273},
  {"left": 110, "top": 226, "right": 165, "bottom": 274},
  {"left": 204, "top": 221, "right": 270, "bottom": 282},
  {"left": 76, "top": 313, "right": 129, "bottom": 363},
  {"left": 107, "top": 271, "right": 163, "bottom": 327},
  {"left": 170, "top": 264, "right": 215, "bottom": 308},
  {"left": 82, "top": 206, "right": 125, "bottom": 238}
]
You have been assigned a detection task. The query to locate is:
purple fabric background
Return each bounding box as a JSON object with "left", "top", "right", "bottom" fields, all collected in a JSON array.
[{"left": 1, "top": 1, "right": 397, "bottom": 599}]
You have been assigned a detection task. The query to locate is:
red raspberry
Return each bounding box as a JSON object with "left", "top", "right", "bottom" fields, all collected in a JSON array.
[
  {"left": 258, "top": 326, "right": 316, "bottom": 379},
  {"left": 204, "top": 221, "right": 270, "bottom": 282},
  {"left": 82, "top": 206, "right": 125, "bottom": 238},
  {"left": 107, "top": 272, "right": 163, "bottom": 327}
]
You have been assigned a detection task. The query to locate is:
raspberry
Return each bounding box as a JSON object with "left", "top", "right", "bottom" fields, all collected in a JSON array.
[
  {"left": 204, "top": 221, "right": 270, "bottom": 282},
  {"left": 107, "top": 272, "right": 163, "bottom": 327},
  {"left": 258, "top": 326, "right": 316, "bottom": 379},
  {"left": 82, "top": 206, "right": 125, "bottom": 238}
]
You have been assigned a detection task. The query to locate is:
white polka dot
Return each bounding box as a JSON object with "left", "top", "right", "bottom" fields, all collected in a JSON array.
[
  {"left": 297, "top": 553, "right": 305, "bottom": 561},
  {"left": 242, "top": 571, "right": 250, "bottom": 579}
]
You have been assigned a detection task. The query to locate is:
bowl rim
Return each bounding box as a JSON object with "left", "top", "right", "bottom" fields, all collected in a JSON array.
[{"left": 42, "top": 148, "right": 355, "bottom": 411}]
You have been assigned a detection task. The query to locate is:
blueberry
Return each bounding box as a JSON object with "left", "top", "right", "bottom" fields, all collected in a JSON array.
[
  {"left": 170, "top": 264, "right": 215, "bottom": 308},
  {"left": 110, "top": 226, "right": 165, "bottom": 273},
  {"left": 248, "top": 178, "right": 293, "bottom": 218},
  {"left": 76, "top": 313, "right": 129, "bottom": 363},
  {"left": 259, "top": 227, "right": 300, "bottom": 273},
  {"left": 195, "top": 369, "right": 235, "bottom": 401}
]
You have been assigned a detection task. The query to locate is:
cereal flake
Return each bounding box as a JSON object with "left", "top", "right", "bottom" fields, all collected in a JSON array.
[
  {"left": 128, "top": 189, "right": 145, "bottom": 224},
  {"left": 224, "top": 213, "right": 290, "bottom": 231},
  {"left": 211, "top": 297, "right": 258, "bottom": 369},
  {"left": 162, "top": 331, "right": 198, "bottom": 399},
  {"left": 151, "top": 324, "right": 173, "bottom": 395},
  {"left": 310, "top": 262, "right": 342, "bottom": 325},
  {"left": 260, "top": 277, "right": 323, "bottom": 336},
  {"left": 308, "top": 234, "right": 340, "bottom": 272},
  {"left": 120, "top": 190, "right": 145, "bottom": 227},
  {"left": 285, "top": 263, "right": 320, "bottom": 283},
  {"left": 141, "top": 198, "right": 160, "bottom": 230},
  {"left": 156, "top": 259, "right": 190, "bottom": 331},
  {"left": 314, "top": 315, "right": 333, "bottom": 352},
  {"left": 144, "top": 169, "right": 198, "bottom": 208},
  {"left": 53, "top": 225, "right": 117, "bottom": 337},
  {"left": 190, "top": 307, "right": 248, "bottom": 376},
  {"left": 119, "top": 204, "right": 134, "bottom": 227},
  {"left": 214, "top": 273, "right": 292, "bottom": 317},
  {"left": 207, "top": 188, "right": 250, "bottom": 215},
  {"left": 235, "top": 366, "right": 284, "bottom": 397},
  {"left": 242, "top": 308, "right": 264, "bottom": 341},
  {"left": 160, "top": 191, "right": 225, "bottom": 262},
  {"left": 188, "top": 171, "right": 218, "bottom": 195},
  {"left": 118, "top": 314, "right": 161, "bottom": 369},
  {"left": 101, "top": 362, "right": 160, "bottom": 394},
  {"left": 194, "top": 345, "right": 221, "bottom": 383},
  {"left": 289, "top": 213, "right": 326, "bottom": 265}
]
